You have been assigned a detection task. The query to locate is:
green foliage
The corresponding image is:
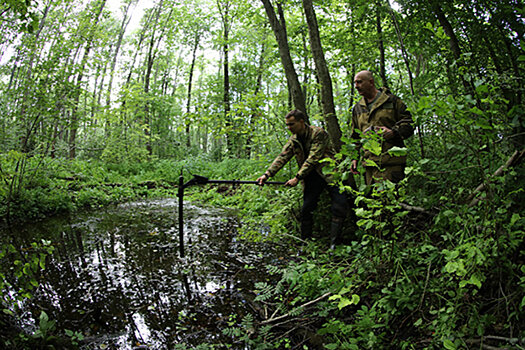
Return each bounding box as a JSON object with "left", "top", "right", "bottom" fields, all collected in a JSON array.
[
  {"left": 31, "top": 311, "right": 56, "bottom": 343},
  {"left": 64, "top": 329, "right": 84, "bottom": 347},
  {"left": 185, "top": 157, "right": 299, "bottom": 240},
  {"left": 0, "top": 240, "right": 54, "bottom": 315},
  {"left": 0, "top": 0, "right": 39, "bottom": 32},
  {"left": 223, "top": 148, "right": 525, "bottom": 349},
  {"left": 101, "top": 121, "right": 151, "bottom": 164}
]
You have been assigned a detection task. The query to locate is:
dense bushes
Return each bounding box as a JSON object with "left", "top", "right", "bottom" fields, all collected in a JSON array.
[
  {"left": 222, "top": 163, "right": 525, "bottom": 349},
  {"left": 0, "top": 155, "right": 297, "bottom": 226}
]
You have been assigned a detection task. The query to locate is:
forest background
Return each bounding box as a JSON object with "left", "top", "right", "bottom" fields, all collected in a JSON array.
[{"left": 0, "top": 0, "right": 524, "bottom": 349}]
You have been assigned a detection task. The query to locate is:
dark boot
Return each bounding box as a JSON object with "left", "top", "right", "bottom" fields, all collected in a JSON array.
[
  {"left": 330, "top": 219, "right": 344, "bottom": 250},
  {"left": 300, "top": 220, "right": 313, "bottom": 240}
]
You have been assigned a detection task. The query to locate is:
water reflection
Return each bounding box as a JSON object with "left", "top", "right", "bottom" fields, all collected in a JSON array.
[{"left": 12, "top": 198, "right": 288, "bottom": 349}]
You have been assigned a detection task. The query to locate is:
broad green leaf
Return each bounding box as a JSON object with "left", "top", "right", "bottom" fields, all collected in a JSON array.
[
  {"left": 387, "top": 146, "right": 407, "bottom": 157},
  {"left": 510, "top": 213, "right": 520, "bottom": 227},
  {"left": 466, "top": 274, "right": 482, "bottom": 288},
  {"left": 337, "top": 297, "right": 353, "bottom": 309},
  {"left": 364, "top": 139, "right": 382, "bottom": 156},
  {"left": 475, "top": 84, "right": 489, "bottom": 94},
  {"left": 444, "top": 260, "right": 466, "bottom": 276},
  {"left": 469, "top": 106, "right": 484, "bottom": 115},
  {"left": 364, "top": 159, "right": 378, "bottom": 168},
  {"left": 443, "top": 339, "right": 456, "bottom": 350}
]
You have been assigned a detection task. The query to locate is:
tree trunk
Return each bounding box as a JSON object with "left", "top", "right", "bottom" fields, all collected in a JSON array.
[
  {"left": 376, "top": 2, "right": 388, "bottom": 89},
  {"left": 260, "top": 0, "right": 307, "bottom": 119},
  {"left": 106, "top": 0, "right": 135, "bottom": 108},
  {"left": 386, "top": 0, "right": 425, "bottom": 158},
  {"left": 218, "top": 0, "right": 233, "bottom": 153},
  {"left": 15, "top": 2, "right": 51, "bottom": 154},
  {"left": 144, "top": 0, "right": 172, "bottom": 156},
  {"left": 429, "top": 1, "right": 473, "bottom": 96},
  {"left": 185, "top": 32, "right": 200, "bottom": 148},
  {"left": 302, "top": 0, "right": 342, "bottom": 151},
  {"left": 69, "top": 0, "right": 107, "bottom": 159},
  {"left": 430, "top": 1, "right": 461, "bottom": 60},
  {"left": 245, "top": 39, "right": 267, "bottom": 158}
]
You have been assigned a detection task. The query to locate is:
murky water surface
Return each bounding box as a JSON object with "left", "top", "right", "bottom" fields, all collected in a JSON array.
[{"left": 10, "top": 198, "right": 290, "bottom": 349}]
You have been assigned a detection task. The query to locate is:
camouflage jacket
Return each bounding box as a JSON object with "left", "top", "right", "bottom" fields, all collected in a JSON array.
[
  {"left": 265, "top": 125, "right": 334, "bottom": 182},
  {"left": 351, "top": 87, "right": 414, "bottom": 166}
]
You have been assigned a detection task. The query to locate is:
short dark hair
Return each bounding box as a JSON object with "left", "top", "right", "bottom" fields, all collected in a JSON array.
[{"left": 285, "top": 109, "right": 306, "bottom": 121}]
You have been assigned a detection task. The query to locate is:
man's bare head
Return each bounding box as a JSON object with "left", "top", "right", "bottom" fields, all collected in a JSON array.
[{"left": 354, "top": 70, "right": 378, "bottom": 101}]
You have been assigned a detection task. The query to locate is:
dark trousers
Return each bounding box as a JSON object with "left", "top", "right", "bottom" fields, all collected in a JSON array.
[{"left": 301, "top": 171, "right": 350, "bottom": 223}]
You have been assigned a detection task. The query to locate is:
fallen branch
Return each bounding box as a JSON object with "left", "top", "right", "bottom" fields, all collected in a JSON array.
[
  {"left": 467, "top": 149, "right": 524, "bottom": 207},
  {"left": 260, "top": 292, "right": 331, "bottom": 325},
  {"left": 465, "top": 334, "right": 525, "bottom": 350},
  {"left": 399, "top": 202, "right": 433, "bottom": 215},
  {"left": 417, "top": 261, "right": 432, "bottom": 311}
]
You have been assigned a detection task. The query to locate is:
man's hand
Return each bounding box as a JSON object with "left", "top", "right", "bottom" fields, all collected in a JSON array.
[
  {"left": 364, "top": 125, "right": 394, "bottom": 140},
  {"left": 284, "top": 177, "right": 299, "bottom": 187},
  {"left": 350, "top": 159, "right": 359, "bottom": 174},
  {"left": 376, "top": 126, "right": 394, "bottom": 140},
  {"left": 256, "top": 174, "right": 268, "bottom": 186}
]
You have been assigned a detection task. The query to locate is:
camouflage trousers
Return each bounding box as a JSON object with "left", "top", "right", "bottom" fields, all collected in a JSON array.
[{"left": 365, "top": 164, "right": 405, "bottom": 185}]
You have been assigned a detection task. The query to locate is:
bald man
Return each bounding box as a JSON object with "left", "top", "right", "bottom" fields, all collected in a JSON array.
[{"left": 350, "top": 71, "right": 414, "bottom": 185}]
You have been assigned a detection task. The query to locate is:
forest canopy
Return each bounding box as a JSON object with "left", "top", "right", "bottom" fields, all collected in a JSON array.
[{"left": 0, "top": 0, "right": 523, "bottom": 162}]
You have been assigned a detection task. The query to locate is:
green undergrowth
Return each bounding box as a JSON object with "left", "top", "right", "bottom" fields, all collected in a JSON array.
[
  {"left": 221, "top": 173, "right": 525, "bottom": 349},
  {"left": 1, "top": 151, "right": 524, "bottom": 349},
  {"left": 0, "top": 154, "right": 298, "bottom": 229},
  {"left": 183, "top": 157, "right": 302, "bottom": 241}
]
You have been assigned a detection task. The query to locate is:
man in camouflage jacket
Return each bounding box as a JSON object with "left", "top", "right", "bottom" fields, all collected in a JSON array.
[
  {"left": 350, "top": 70, "right": 414, "bottom": 185},
  {"left": 257, "top": 110, "right": 351, "bottom": 248}
]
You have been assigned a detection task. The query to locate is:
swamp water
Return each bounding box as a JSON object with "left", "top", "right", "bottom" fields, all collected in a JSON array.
[{"left": 7, "top": 198, "right": 291, "bottom": 349}]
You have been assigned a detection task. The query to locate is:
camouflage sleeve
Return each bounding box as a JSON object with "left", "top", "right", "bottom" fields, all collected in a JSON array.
[
  {"left": 265, "top": 139, "right": 294, "bottom": 177},
  {"left": 350, "top": 106, "right": 363, "bottom": 154},
  {"left": 296, "top": 130, "right": 330, "bottom": 180},
  {"left": 392, "top": 98, "right": 414, "bottom": 140},
  {"left": 350, "top": 106, "right": 360, "bottom": 140}
]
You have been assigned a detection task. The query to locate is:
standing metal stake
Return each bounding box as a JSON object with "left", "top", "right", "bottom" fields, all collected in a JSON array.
[{"left": 178, "top": 171, "right": 185, "bottom": 258}]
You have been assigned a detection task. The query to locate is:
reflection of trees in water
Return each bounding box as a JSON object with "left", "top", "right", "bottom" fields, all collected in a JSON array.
[{"left": 10, "top": 201, "right": 285, "bottom": 347}]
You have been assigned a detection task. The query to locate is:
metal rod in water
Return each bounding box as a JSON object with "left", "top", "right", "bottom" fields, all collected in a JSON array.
[
  {"left": 177, "top": 174, "right": 285, "bottom": 258},
  {"left": 178, "top": 172, "right": 184, "bottom": 258}
]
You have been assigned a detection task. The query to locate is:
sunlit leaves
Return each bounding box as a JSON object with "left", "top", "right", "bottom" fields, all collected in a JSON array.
[{"left": 329, "top": 289, "right": 360, "bottom": 310}]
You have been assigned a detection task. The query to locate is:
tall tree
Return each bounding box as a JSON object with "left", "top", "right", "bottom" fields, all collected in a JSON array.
[
  {"left": 105, "top": 0, "right": 136, "bottom": 108},
  {"left": 376, "top": 1, "right": 387, "bottom": 88},
  {"left": 217, "top": 0, "right": 233, "bottom": 153},
  {"left": 260, "top": 0, "right": 307, "bottom": 119},
  {"left": 301, "top": 0, "right": 342, "bottom": 151},
  {"left": 69, "top": 0, "right": 107, "bottom": 159},
  {"left": 185, "top": 31, "right": 200, "bottom": 148}
]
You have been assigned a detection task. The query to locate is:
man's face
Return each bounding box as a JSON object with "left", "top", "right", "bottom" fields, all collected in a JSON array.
[
  {"left": 285, "top": 116, "right": 305, "bottom": 135},
  {"left": 354, "top": 74, "right": 374, "bottom": 97}
]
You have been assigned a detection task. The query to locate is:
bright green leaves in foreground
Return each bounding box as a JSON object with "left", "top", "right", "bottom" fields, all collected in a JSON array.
[
  {"left": 0, "top": 240, "right": 54, "bottom": 316},
  {"left": 329, "top": 288, "right": 360, "bottom": 310}
]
